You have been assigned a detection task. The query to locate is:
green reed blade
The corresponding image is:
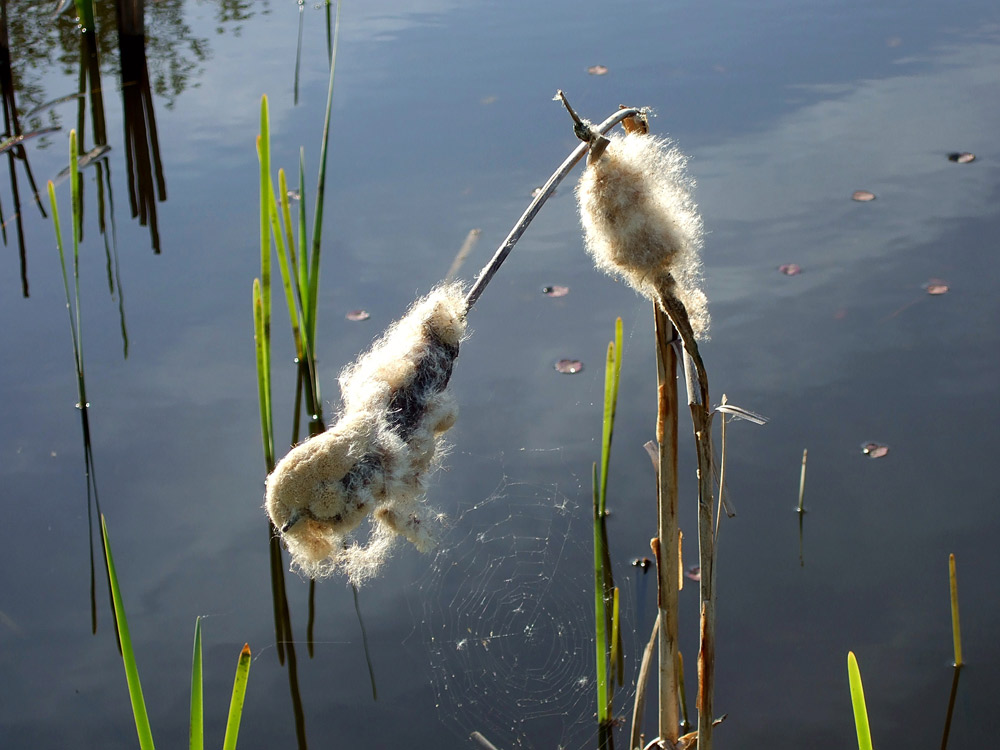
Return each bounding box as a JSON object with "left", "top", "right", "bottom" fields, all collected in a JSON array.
[
  {"left": 598, "top": 317, "right": 623, "bottom": 514},
  {"left": 307, "top": 0, "right": 341, "bottom": 347},
  {"left": 266, "top": 170, "right": 303, "bottom": 359},
  {"left": 101, "top": 515, "right": 156, "bottom": 750},
  {"left": 189, "top": 617, "right": 204, "bottom": 750},
  {"left": 48, "top": 181, "right": 79, "bottom": 366},
  {"left": 949, "top": 554, "right": 962, "bottom": 667},
  {"left": 253, "top": 280, "right": 274, "bottom": 471},
  {"left": 592, "top": 461, "right": 609, "bottom": 724},
  {"left": 296, "top": 150, "right": 308, "bottom": 314},
  {"left": 222, "top": 644, "right": 252, "bottom": 750},
  {"left": 73, "top": 0, "right": 96, "bottom": 32},
  {"left": 610, "top": 586, "right": 623, "bottom": 688},
  {"left": 277, "top": 169, "right": 297, "bottom": 294},
  {"left": 847, "top": 651, "right": 874, "bottom": 750}
]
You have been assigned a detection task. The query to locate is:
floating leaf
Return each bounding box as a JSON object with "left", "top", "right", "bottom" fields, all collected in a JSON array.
[
  {"left": 852, "top": 190, "right": 876, "bottom": 202},
  {"left": 554, "top": 359, "right": 584, "bottom": 374},
  {"left": 861, "top": 442, "right": 889, "bottom": 459},
  {"left": 542, "top": 285, "right": 569, "bottom": 297},
  {"left": 685, "top": 565, "right": 701, "bottom": 582},
  {"left": 924, "top": 279, "right": 949, "bottom": 295},
  {"left": 588, "top": 65, "right": 609, "bottom": 76},
  {"left": 345, "top": 309, "right": 370, "bottom": 321},
  {"left": 778, "top": 263, "right": 802, "bottom": 276},
  {"left": 948, "top": 152, "right": 975, "bottom": 164}
]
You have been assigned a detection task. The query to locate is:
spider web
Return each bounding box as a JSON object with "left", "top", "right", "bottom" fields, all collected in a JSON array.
[{"left": 414, "top": 472, "right": 646, "bottom": 749}]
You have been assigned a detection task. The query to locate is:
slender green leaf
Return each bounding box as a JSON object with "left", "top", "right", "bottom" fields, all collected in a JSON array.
[
  {"left": 307, "top": 0, "right": 341, "bottom": 347},
  {"left": 610, "top": 586, "right": 623, "bottom": 687},
  {"left": 189, "top": 617, "right": 203, "bottom": 750},
  {"left": 253, "top": 281, "right": 274, "bottom": 471},
  {"left": 101, "top": 516, "right": 156, "bottom": 750},
  {"left": 256, "top": 98, "right": 274, "bottom": 470},
  {"left": 598, "top": 317, "right": 623, "bottom": 514},
  {"left": 847, "top": 651, "right": 874, "bottom": 750},
  {"left": 592, "top": 461, "right": 608, "bottom": 724},
  {"left": 949, "top": 554, "right": 962, "bottom": 667},
  {"left": 296, "top": 150, "right": 308, "bottom": 317},
  {"left": 74, "top": 0, "right": 96, "bottom": 31},
  {"left": 222, "top": 644, "right": 252, "bottom": 750}
]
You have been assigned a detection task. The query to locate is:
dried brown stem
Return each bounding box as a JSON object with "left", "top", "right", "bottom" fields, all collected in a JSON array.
[{"left": 654, "top": 305, "right": 680, "bottom": 744}]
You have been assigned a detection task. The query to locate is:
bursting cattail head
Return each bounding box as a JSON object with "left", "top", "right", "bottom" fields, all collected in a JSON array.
[
  {"left": 265, "top": 283, "right": 468, "bottom": 584},
  {"left": 576, "top": 130, "right": 710, "bottom": 339}
]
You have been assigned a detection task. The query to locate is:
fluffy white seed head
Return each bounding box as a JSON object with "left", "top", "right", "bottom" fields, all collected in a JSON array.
[
  {"left": 264, "top": 283, "right": 468, "bottom": 584},
  {"left": 577, "top": 131, "right": 710, "bottom": 339}
]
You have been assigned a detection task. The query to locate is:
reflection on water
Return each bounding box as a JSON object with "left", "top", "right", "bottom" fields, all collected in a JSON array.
[{"left": 1, "top": 1, "right": 1000, "bottom": 749}]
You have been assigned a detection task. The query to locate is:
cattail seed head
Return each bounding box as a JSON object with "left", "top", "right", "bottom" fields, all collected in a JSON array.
[
  {"left": 265, "top": 283, "right": 468, "bottom": 584},
  {"left": 577, "top": 131, "right": 710, "bottom": 339}
]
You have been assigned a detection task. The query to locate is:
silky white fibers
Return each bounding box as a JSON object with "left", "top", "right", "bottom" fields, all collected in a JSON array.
[
  {"left": 264, "top": 283, "right": 467, "bottom": 584},
  {"left": 577, "top": 132, "right": 710, "bottom": 339}
]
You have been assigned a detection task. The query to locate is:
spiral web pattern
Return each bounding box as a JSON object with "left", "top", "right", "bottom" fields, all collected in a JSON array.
[{"left": 415, "top": 475, "right": 643, "bottom": 749}]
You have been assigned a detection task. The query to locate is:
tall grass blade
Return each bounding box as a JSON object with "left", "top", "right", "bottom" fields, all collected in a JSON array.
[
  {"left": 253, "top": 280, "right": 274, "bottom": 471},
  {"left": 949, "top": 554, "right": 962, "bottom": 667},
  {"left": 306, "top": 0, "right": 341, "bottom": 347},
  {"left": 847, "top": 651, "right": 874, "bottom": 750},
  {"left": 222, "top": 644, "right": 252, "bottom": 750},
  {"left": 101, "top": 515, "right": 156, "bottom": 750},
  {"left": 189, "top": 617, "right": 204, "bottom": 750},
  {"left": 73, "top": 0, "right": 95, "bottom": 31},
  {"left": 610, "top": 586, "right": 622, "bottom": 688},
  {"left": 797, "top": 448, "right": 808, "bottom": 513},
  {"left": 592, "top": 461, "right": 609, "bottom": 727},
  {"left": 256, "top": 96, "right": 274, "bottom": 472},
  {"left": 593, "top": 317, "right": 624, "bottom": 749},
  {"left": 598, "top": 318, "right": 623, "bottom": 513}
]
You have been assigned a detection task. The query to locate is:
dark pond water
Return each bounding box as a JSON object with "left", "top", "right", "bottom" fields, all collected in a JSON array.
[{"left": 3, "top": 1, "right": 1000, "bottom": 748}]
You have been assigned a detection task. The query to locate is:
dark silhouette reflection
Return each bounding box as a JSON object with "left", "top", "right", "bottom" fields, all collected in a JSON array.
[
  {"left": 77, "top": 22, "right": 129, "bottom": 356},
  {"left": 0, "top": 0, "right": 48, "bottom": 297},
  {"left": 268, "top": 530, "right": 310, "bottom": 749},
  {"left": 940, "top": 664, "right": 963, "bottom": 750},
  {"left": 115, "top": 1, "right": 166, "bottom": 254}
]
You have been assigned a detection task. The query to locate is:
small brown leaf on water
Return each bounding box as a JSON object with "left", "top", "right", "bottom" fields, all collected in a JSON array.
[
  {"left": 778, "top": 263, "right": 802, "bottom": 276},
  {"left": 588, "top": 65, "right": 609, "bottom": 76},
  {"left": 852, "top": 190, "right": 876, "bottom": 202},
  {"left": 346, "top": 309, "right": 370, "bottom": 321},
  {"left": 924, "top": 279, "right": 949, "bottom": 295},
  {"left": 862, "top": 442, "right": 890, "bottom": 459},
  {"left": 542, "top": 285, "right": 569, "bottom": 297},
  {"left": 948, "top": 152, "right": 975, "bottom": 164},
  {"left": 554, "top": 359, "right": 584, "bottom": 374}
]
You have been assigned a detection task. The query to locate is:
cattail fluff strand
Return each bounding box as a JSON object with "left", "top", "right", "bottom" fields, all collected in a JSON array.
[
  {"left": 576, "top": 131, "right": 710, "bottom": 341},
  {"left": 264, "top": 283, "right": 468, "bottom": 584}
]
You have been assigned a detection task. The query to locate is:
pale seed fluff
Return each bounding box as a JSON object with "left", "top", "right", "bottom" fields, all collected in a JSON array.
[
  {"left": 264, "top": 283, "right": 468, "bottom": 585},
  {"left": 576, "top": 131, "right": 710, "bottom": 339}
]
